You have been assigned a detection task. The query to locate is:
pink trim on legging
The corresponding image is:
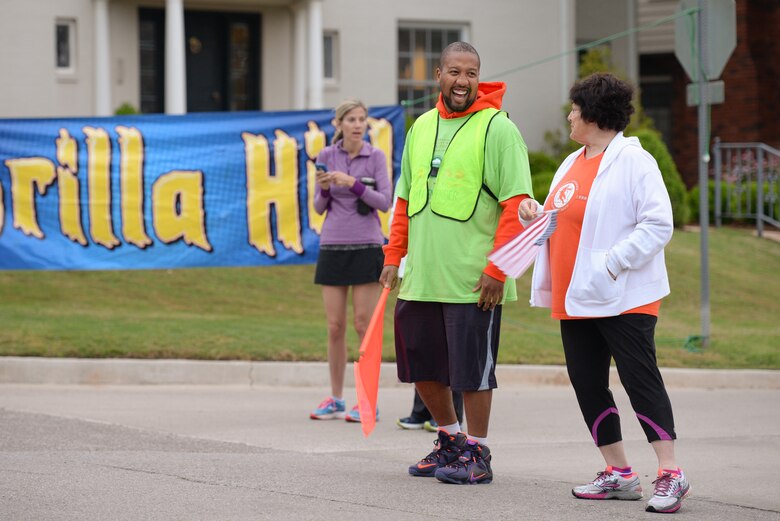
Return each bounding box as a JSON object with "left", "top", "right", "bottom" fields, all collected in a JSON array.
[
  {"left": 591, "top": 407, "right": 619, "bottom": 445},
  {"left": 636, "top": 413, "right": 673, "bottom": 441}
]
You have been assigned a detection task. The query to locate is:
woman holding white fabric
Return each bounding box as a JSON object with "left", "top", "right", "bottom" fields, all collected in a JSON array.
[{"left": 518, "top": 73, "right": 690, "bottom": 514}]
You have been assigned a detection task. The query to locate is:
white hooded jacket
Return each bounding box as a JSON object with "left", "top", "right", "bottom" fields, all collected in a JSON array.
[{"left": 525, "top": 132, "right": 673, "bottom": 317}]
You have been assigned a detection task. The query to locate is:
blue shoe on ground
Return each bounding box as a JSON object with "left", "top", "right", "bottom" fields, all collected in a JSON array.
[
  {"left": 309, "top": 397, "right": 346, "bottom": 420},
  {"left": 345, "top": 404, "right": 379, "bottom": 423}
]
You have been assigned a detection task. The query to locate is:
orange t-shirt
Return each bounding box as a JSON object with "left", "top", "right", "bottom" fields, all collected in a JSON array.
[{"left": 545, "top": 151, "right": 660, "bottom": 319}]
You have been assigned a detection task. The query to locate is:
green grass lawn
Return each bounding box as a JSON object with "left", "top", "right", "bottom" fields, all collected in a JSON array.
[{"left": 0, "top": 226, "right": 777, "bottom": 369}]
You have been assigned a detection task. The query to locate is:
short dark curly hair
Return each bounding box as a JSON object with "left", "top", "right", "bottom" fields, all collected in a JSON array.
[{"left": 570, "top": 73, "right": 635, "bottom": 132}]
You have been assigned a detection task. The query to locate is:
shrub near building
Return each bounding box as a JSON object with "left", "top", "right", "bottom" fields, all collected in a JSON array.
[{"left": 527, "top": 150, "right": 558, "bottom": 198}]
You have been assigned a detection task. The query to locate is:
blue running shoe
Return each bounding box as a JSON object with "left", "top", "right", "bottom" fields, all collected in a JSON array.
[
  {"left": 408, "top": 431, "right": 465, "bottom": 477},
  {"left": 309, "top": 397, "right": 346, "bottom": 420},
  {"left": 345, "top": 404, "right": 379, "bottom": 423},
  {"left": 435, "top": 438, "right": 493, "bottom": 485}
]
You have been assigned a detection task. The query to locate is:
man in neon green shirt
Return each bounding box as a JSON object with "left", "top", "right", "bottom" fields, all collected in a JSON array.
[{"left": 380, "top": 41, "right": 533, "bottom": 485}]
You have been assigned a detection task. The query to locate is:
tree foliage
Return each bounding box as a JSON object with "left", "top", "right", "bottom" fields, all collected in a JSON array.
[{"left": 534, "top": 47, "right": 690, "bottom": 226}]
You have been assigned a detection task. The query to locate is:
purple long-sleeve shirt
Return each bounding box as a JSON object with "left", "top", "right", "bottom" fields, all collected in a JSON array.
[{"left": 314, "top": 141, "right": 393, "bottom": 245}]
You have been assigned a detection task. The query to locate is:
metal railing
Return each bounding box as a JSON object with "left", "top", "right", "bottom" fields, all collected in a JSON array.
[{"left": 712, "top": 138, "right": 780, "bottom": 237}]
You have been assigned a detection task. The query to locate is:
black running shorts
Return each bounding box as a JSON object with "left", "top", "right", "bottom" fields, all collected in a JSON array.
[
  {"left": 314, "top": 245, "right": 384, "bottom": 286},
  {"left": 393, "top": 299, "right": 502, "bottom": 392}
]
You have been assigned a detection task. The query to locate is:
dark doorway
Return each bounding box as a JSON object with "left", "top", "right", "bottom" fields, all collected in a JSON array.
[{"left": 139, "top": 8, "right": 261, "bottom": 113}]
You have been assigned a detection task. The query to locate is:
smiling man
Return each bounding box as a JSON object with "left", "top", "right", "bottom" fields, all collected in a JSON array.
[{"left": 380, "top": 42, "right": 533, "bottom": 485}]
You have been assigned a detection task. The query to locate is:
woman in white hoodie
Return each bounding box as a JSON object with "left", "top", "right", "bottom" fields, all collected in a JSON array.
[{"left": 518, "top": 73, "right": 690, "bottom": 514}]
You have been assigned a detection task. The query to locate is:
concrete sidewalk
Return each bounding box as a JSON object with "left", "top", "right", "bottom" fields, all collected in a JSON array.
[
  {"left": 0, "top": 358, "right": 778, "bottom": 520},
  {"left": 1, "top": 356, "right": 778, "bottom": 389}
]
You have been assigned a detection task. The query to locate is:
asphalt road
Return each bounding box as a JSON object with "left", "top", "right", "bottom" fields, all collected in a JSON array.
[{"left": 1, "top": 381, "right": 778, "bottom": 520}]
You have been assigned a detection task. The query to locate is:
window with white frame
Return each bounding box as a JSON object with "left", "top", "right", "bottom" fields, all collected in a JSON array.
[
  {"left": 56, "top": 19, "right": 77, "bottom": 75},
  {"left": 398, "top": 25, "right": 464, "bottom": 118},
  {"left": 323, "top": 31, "right": 339, "bottom": 82}
]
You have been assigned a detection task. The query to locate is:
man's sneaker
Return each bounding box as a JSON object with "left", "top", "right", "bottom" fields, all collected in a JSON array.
[
  {"left": 423, "top": 420, "right": 438, "bottom": 432},
  {"left": 396, "top": 416, "right": 427, "bottom": 430},
  {"left": 309, "top": 397, "right": 346, "bottom": 420},
  {"left": 345, "top": 405, "right": 379, "bottom": 423},
  {"left": 408, "top": 430, "right": 465, "bottom": 477},
  {"left": 646, "top": 470, "right": 691, "bottom": 513},
  {"left": 572, "top": 467, "right": 643, "bottom": 500},
  {"left": 434, "top": 438, "right": 493, "bottom": 485}
]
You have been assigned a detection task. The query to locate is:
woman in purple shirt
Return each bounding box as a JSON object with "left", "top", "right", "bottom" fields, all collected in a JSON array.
[{"left": 309, "top": 99, "right": 393, "bottom": 423}]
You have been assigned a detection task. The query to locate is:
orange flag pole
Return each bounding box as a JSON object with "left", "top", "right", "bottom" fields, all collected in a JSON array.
[{"left": 353, "top": 286, "right": 390, "bottom": 437}]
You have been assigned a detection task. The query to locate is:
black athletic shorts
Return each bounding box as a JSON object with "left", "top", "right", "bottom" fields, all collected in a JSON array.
[
  {"left": 394, "top": 299, "right": 502, "bottom": 392},
  {"left": 314, "top": 244, "right": 384, "bottom": 286}
]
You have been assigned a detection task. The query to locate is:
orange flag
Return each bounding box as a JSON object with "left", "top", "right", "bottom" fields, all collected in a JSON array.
[{"left": 353, "top": 286, "right": 390, "bottom": 437}]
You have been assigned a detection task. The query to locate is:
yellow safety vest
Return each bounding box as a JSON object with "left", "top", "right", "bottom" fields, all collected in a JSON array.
[{"left": 407, "top": 107, "right": 504, "bottom": 221}]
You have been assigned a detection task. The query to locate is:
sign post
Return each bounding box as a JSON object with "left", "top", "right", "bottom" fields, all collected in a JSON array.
[
  {"left": 696, "top": 0, "right": 712, "bottom": 348},
  {"left": 674, "top": 0, "right": 736, "bottom": 348}
]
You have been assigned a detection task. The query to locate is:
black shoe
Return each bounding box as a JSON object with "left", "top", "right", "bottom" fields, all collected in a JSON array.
[
  {"left": 408, "top": 430, "right": 465, "bottom": 477},
  {"left": 435, "top": 438, "right": 493, "bottom": 485},
  {"left": 396, "top": 416, "right": 427, "bottom": 430}
]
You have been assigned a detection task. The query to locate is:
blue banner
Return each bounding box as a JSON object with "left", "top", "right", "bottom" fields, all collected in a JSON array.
[{"left": 0, "top": 106, "right": 405, "bottom": 270}]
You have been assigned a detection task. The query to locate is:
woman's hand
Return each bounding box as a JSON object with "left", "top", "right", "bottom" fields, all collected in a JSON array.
[
  {"left": 328, "top": 171, "right": 356, "bottom": 188},
  {"left": 518, "top": 198, "right": 542, "bottom": 221},
  {"left": 316, "top": 168, "right": 332, "bottom": 190}
]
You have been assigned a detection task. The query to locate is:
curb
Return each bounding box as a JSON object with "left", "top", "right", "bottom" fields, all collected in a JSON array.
[{"left": 0, "top": 357, "right": 777, "bottom": 389}]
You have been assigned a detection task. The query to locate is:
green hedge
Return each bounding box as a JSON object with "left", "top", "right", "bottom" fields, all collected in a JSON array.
[
  {"left": 114, "top": 102, "right": 138, "bottom": 115},
  {"left": 532, "top": 170, "right": 556, "bottom": 200},
  {"left": 627, "top": 129, "right": 690, "bottom": 228},
  {"left": 689, "top": 180, "right": 780, "bottom": 223},
  {"left": 528, "top": 151, "right": 559, "bottom": 177}
]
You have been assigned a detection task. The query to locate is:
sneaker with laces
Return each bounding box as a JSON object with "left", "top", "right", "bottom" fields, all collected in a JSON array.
[
  {"left": 645, "top": 470, "right": 691, "bottom": 513},
  {"left": 309, "top": 397, "right": 346, "bottom": 420},
  {"left": 345, "top": 405, "right": 379, "bottom": 423},
  {"left": 434, "top": 438, "right": 493, "bottom": 485},
  {"left": 408, "top": 430, "right": 465, "bottom": 477},
  {"left": 396, "top": 416, "right": 427, "bottom": 430},
  {"left": 572, "top": 466, "right": 643, "bottom": 500}
]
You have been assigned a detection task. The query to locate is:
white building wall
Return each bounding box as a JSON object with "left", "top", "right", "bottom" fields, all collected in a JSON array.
[
  {"left": 260, "top": 7, "right": 295, "bottom": 111},
  {"left": 576, "top": 0, "right": 637, "bottom": 83},
  {"left": 0, "top": 0, "right": 579, "bottom": 149},
  {"left": 0, "top": 0, "right": 94, "bottom": 117},
  {"left": 320, "top": 0, "right": 576, "bottom": 150},
  {"left": 636, "top": 0, "right": 677, "bottom": 54},
  {"left": 110, "top": 1, "right": 141, "bottom": 113}
]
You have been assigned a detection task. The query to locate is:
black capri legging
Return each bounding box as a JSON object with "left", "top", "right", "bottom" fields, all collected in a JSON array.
[{"left": 560, "top": 314, "right": 677, "bottom": 447}]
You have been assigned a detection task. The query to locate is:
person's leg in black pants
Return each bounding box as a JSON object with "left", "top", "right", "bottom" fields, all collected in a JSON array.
[
  {"left": 561, "top": 319, "right": 623, "bottom": 448},
  {"left": 398, "top": 389, "right": 464, "bottom": 430}
]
